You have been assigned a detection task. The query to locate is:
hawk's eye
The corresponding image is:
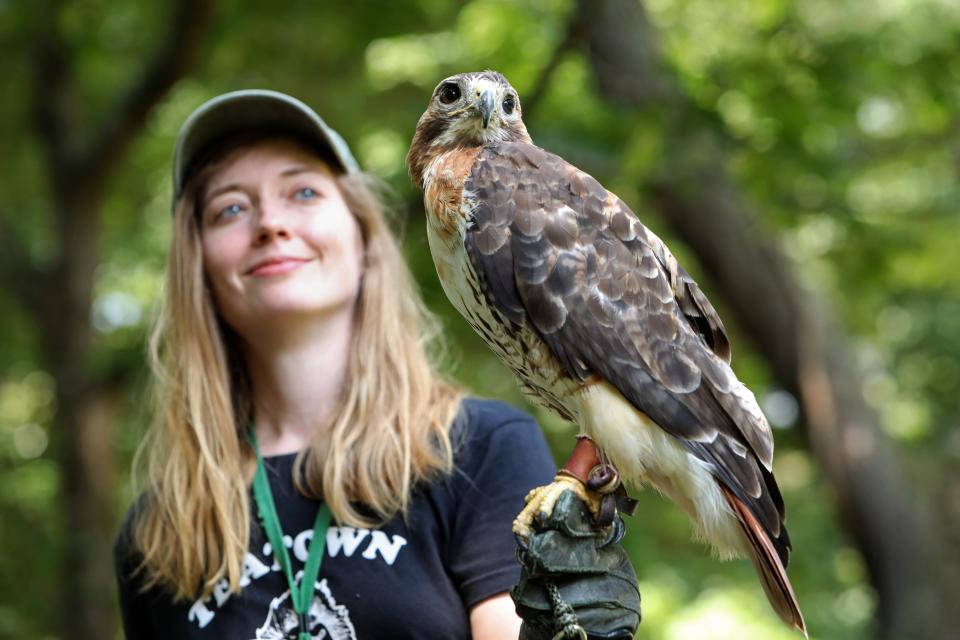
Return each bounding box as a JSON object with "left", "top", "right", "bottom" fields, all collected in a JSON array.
[
  {"left": 502, "top": 96, "right": 516, "bottom": 115},
  {"left": 438, "top": 82, "right": 461, "bottom": 104}
]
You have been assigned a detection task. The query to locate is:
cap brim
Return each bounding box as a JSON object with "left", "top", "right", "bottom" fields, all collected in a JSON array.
[{"left": 172, "top": 90, "right": 360, "bottom": 203}]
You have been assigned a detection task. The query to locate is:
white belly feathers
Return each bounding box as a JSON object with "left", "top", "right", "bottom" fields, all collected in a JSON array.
[{"left": 579, "top": 381, "right": 745, "bottom": 559}]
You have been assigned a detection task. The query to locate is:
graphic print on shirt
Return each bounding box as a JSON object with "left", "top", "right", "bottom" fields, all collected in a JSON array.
[
  {"left": 187, "top": 525, "right": 408, "bottom": 632},
  {"left": 253, "top": 578, "right": 356, "bottom": 640}
]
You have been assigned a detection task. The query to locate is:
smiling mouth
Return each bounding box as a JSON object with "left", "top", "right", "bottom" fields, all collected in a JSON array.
[{"left": 246, "top": 257, "right": 311, "bottom": 277}]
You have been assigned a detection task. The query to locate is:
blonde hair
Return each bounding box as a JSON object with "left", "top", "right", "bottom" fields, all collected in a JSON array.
[{"left": 131, "top": 139, "right": 462, "bottom": 601}]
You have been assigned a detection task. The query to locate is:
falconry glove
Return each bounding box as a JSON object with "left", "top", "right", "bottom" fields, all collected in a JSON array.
[{"left": 512, "top": 438, "right": 641, "bottom": 640}]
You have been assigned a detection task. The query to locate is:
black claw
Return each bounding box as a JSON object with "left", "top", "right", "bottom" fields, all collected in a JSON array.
[
  {"left": 597, "top": 517, "right": 626, "bottom": 549},
  {"left": 614, "top": 487, "right": 639, "bottom": 517},
  {"left": 514, "top": 532, "right": 530, "bottom": 551}
]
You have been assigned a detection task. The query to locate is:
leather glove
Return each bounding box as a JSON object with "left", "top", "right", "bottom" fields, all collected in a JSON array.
[{"left": 511, "top": 488, "right": 641, "bottom": 640}]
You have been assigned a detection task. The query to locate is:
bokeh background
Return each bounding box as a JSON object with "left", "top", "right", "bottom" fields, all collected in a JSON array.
[{"left": 1, "top": 0, "right": 958, "bottom": 638}]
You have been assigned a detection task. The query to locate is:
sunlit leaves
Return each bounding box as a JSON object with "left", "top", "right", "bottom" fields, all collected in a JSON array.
[
  {"left": 2, "top": 0, "right": 958, "bottom": 637},
  {"left": 366, "top": 32, "right": 465, "bottom": 90}
]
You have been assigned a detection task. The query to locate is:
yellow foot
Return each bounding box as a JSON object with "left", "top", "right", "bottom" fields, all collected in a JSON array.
[{"left": 512, "top": 474, "right": 602, "bottom": 539}]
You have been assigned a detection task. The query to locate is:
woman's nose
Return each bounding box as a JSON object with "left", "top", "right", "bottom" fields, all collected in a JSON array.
[{"left": 253, "top": 197, "right": 290, "bottom": 244}]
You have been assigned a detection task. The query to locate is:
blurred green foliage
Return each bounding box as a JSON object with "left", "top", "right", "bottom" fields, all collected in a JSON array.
[{"left": 1, "top": 0, "right": 958, "bottom": 638}]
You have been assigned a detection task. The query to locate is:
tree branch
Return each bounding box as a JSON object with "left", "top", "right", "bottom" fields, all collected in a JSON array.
[
  {"left": 575, "top": 0, "right": 676, "bottom": 107},
  {"left": 30, "top": 0, "right": 76, "bottom": 190},
  {"left": 78, "top": 0, "right": 215, "bottom": 200},
  {"left": 521, "top": 9, "right": 583, "bottom": 122}
]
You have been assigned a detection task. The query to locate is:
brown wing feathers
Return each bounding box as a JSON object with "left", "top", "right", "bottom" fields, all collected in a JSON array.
[
  {"left": 676, "top": 269, "right": 732, "bottom": 363},
  {"left": 464, "top": 142, "right": 802, "bottom": 628},
  {"left": 466, "top": 143, "right": 772, "bottom": 464}
]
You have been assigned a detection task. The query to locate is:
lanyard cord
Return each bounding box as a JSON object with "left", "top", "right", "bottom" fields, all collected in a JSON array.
[{"left": 248, "top": 428, "right": 331, "bottom": 640}]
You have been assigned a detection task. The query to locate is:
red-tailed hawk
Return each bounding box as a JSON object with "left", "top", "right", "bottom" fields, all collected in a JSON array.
[{"left": 407, "top": 70, "right": 805, "bottom": 633}]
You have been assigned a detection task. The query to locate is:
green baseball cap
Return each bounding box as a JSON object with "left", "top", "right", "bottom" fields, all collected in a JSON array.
[{"left": 171, "top": 89, "right": 360, "bottom": 206}]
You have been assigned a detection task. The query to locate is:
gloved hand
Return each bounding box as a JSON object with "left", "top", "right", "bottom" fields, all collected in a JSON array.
[{"left": 511, "top": 488, "right": 641, "bottom": 640}]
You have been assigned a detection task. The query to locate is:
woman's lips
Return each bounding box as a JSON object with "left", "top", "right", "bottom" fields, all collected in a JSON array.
[{"left": 247, "top": 257, "right": 310, "bottom": 277}]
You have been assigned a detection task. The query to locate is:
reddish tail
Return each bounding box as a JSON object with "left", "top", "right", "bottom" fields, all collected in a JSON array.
[{"left": 721, "top": 486, "right": 807, "bottom": 636}]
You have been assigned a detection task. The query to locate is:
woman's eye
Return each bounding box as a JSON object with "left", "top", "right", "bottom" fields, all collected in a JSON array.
[
  {"left": 294, "top": 187, "right": 318, "bottom": 200},
  {"left": 217, "top": 203, "right": 243, "bottom": 219},
  {"left": 502, "top": 96, "right": 515, "bottom": 115}
]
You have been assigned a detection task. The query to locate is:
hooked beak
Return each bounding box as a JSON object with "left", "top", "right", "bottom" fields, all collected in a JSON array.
[{"left": 477, "top": 89, "right": 494, "bottom": 128}]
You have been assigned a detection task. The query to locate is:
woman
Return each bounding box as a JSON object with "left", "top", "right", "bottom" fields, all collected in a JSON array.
[{"left": 114, "top": 90, "right": 557, "bottom": 639}]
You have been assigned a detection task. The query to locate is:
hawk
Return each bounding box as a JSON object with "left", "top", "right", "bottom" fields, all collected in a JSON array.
[{"left": 407, "top": 70, "right": 805, "bottom": 633}]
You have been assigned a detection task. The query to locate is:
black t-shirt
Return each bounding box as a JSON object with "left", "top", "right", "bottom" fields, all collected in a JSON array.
[{"left": 115, "top": 398, "right": 556, "bottom": 639}]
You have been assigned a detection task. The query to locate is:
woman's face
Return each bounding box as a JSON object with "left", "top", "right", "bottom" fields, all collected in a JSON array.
[{"left": 198, "top": 138, "right": 364, "bottom": 336}]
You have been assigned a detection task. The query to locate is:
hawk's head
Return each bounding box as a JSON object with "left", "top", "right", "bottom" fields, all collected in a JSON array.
[{"left": 407, "top": 70, "right": 532, "bottom": 187}]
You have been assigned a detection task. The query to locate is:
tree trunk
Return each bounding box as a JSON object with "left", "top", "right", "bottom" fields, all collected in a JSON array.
[
  {"left": 52, "top": 376, "right": 122, "bottom": 639},
  {"left": 1, "top": 1, "right": 215, "bottom": 637},
  {"left": 37, "top": 191, "right": 128, "bottom": 638},
  {"left": 569, "top": 0, "right": 952, "bottom": 637}
]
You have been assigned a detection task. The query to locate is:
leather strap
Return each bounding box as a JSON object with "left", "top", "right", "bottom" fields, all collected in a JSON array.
[
  {"left": 558, "top": 436, "right": 602, "bottom": 485},
  {"left": 558, "top": 436, "right": 638, "bottom": 524}
]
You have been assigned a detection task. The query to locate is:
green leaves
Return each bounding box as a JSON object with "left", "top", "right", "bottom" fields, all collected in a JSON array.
[{"left": 1, "top": 0, "right": 958, "bottom": 637}]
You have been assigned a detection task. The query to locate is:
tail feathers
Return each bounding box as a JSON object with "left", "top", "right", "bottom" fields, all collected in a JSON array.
[{"left": 721, "top": 485, "right": 807, "bottom": 636}]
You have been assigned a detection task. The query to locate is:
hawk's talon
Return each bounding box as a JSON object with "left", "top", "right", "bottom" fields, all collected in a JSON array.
[
  {"left": 512, "top": 474, "right": 603, "bottom": 540},
  {"left": 514, "top": 531, "right": 530, "bottom": 552}
]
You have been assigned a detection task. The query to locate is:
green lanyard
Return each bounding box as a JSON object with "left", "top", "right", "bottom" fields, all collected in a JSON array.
[{"left": 248, "top": 428, "right": 331, "bottom": 640}]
